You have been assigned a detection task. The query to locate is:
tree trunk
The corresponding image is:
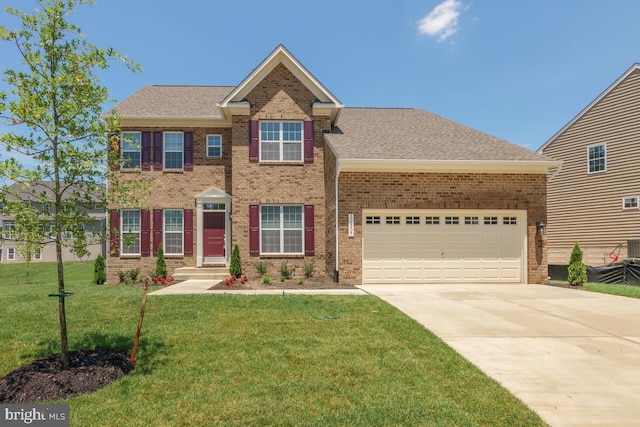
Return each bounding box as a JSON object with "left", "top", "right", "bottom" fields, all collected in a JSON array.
[{"left": 56, "top": 231, "right": 69, "bottom": 370}]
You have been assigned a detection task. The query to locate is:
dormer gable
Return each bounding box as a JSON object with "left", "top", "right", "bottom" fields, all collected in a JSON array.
[{"left": 219, "top": 45, "right": 343, "bottom": 123}]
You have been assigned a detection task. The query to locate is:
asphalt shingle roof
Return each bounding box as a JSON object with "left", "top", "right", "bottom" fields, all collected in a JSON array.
[
  {"left": 326, "top": 108, "right": 551, "bottom": 162},
  {"left": 111, "top": 86, "right": 234, "bottom": 118}
]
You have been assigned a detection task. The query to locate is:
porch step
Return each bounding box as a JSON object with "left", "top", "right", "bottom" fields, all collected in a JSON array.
[{"left": 173, "top": 267, "right": 229, "bottom": 281}]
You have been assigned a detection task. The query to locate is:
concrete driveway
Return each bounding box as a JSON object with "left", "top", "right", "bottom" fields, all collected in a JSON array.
[{"left": 358, "top": 284, "right": 640, "bottom": 427}]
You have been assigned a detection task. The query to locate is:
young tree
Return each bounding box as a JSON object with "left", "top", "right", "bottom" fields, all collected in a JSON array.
[
  {"left": 229, "top": 244, "right": 242, "bottom": 277},
  {"left": 567, "top": 242, "right": 588, "bottom": 286},
  {"left": 0, "top": 0, "right": 142, "bottom": 369}
]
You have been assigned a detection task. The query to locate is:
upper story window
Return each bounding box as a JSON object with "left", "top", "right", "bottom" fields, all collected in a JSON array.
[
  {"left": 260, "top": 121, "right": 303, "bottom": 162},
  {"left": 206, "top": 134, "right": 222, "bottom": 158},
  {"left": 122, "top": 132, "right": 141, "bottom": 169},
  {"left": 3, "top": 221, "right": 15, "bottom": 239},
  {"left": 587, "top": 144, "right": 606, "bottom": 174},
  {"left": 164, "top": 132, "right": 184, "bottom": 170},
  {"left": 623, "top": 196, "right": 638, "bottom": 210}
]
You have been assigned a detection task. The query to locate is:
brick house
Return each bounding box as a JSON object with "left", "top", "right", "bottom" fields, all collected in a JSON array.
[{"left": 107, "top": 45, "right": 558, "bottom": 285}]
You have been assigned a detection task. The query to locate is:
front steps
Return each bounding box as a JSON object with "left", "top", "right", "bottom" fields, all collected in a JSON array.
[{"left": 173, "top": 266, "right": 229, "bottom": 281}]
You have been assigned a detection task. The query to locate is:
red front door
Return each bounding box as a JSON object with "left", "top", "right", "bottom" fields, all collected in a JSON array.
[{"left": 204, "top": 212, "right": 225, "bottom": 257}]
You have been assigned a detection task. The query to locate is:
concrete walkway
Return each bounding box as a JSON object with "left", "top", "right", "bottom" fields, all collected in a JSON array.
[
  {"left": 150, "top": 279, "right": 367, "bottom": 295},
  {"left": 358, "top": 283, "right": 640, "bottom": 427}
]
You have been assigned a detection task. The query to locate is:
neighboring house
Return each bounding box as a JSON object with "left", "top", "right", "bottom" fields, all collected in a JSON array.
[
  {"left": 107, "top": 45, "right": 558, "bottom": 285},
  {"left": 0, "top": 182, "right": 106, "bottom": 263},
  {"left": 539, "top": 64, "right": 640, "bottom": 267}
]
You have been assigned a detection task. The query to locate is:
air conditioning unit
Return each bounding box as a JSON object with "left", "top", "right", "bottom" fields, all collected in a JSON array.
[{"left": 627, "top": 240, "right": 640, "bottom": 258}]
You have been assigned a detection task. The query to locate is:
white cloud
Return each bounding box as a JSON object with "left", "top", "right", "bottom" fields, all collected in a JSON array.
[{"left": 418, "top": 0, "right": 465, "bottom": 42}]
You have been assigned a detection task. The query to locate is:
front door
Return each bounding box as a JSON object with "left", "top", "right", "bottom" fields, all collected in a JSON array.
[{"left": 203, "top": 212, "right": 225, "bottom": 258}]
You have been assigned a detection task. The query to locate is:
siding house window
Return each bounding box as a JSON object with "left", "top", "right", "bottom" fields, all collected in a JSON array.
[
  {"left": 7, "top": 248, "right": 15, "bottom": 260},
  {"left": 260, "top": 121, "right": 303, "bottom": 162},
  {"left": 164, "top": 209, "right": 184, "bottom": 255},
  {"left": 34, "top": 249, "right": 42, "bottom": 260},
  {"left": 587, "top": 144, "right": 606, "bottom": 173},
  {"left": 121, "top": 132, "right": 141, "bottom": 169},
  {"left": 206, "top": 134, "right": 222, "bottom": 158},
  {"left": 260, "top": 205, "right": 303, "bottom": 254},
  {"left": 164, "top": 132, "right": 184, "bottom": 170},
  {"left": 3, "top": 221, "right": 15, "bottom": 239},
  {"left": 623, "top": 196, "right": 638, "bottom": 210},
  {"left": 121, "top": 209, "right": 141, "bottom": 255}
]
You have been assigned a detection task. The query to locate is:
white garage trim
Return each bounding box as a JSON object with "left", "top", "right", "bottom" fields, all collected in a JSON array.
[{"left": 362, "top": 209, "right": 527, "bottom": 284}]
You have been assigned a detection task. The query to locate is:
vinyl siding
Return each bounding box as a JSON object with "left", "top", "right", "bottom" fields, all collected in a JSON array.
[{"left": 543, "top": 68, "right": 640, "bottom": 264}]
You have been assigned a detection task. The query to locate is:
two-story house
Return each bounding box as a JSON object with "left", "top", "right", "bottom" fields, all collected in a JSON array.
[
  {"left": 539, "top": 64, "right": 640, "bottom": 269},
  {"left": 107, "top": 45, "right": 558, "bottom": 285},
  {"left": 1, "top": 181, "right": 105, "bottom": 263}
]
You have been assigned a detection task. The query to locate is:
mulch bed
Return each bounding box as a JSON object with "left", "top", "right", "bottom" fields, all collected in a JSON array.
[
  {"left": 0, "top": 349, "right": 132, "bottom": 403},
  {"left": 207, "top": 271, "right": 357, "bottom": 291}
]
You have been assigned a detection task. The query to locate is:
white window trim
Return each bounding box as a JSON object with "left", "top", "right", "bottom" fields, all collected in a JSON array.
[
  {"left": 7, "top": 248, "right": 15, "bottom": 261},
  {"left": 622, "top": 196, "right": 639, "bottom": 210},
  {"left": 121, "top": 209, "right": 141, "bottom": 256},
  {"left": 163, "top": 209, "right": 184, "bottom": 256},
  {"left": 206, "top": 134, "right": 222, "bottom": 158},
  {"left": 3, "top": 221, "right": 15, "bottom": 239},
  {"left": 34, "top": 249, "right": 42, "bottom": 260},
  {"left": 164, "top": 131, "right": 184, "bottom": 171},
  {"left": 259, "top": 121, "right": 304, "bottom": 162},
  {"left": 260, "top": 204, "right": 304, "bottom": 255},
  {"left": 587, "top": 143, "right": 607, "bottom": 174},
  {"left": 121, "top": 131, "right": 142, "bottom": 170}
]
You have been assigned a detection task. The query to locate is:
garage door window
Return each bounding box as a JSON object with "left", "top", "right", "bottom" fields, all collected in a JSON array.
[
  {"left": 464, "top": 216, "right": 479, "bottom": 225},
  {"left": 484, "top": 216, "right": 498, "bottom": 225},
  {"left": 366, "top": 216, "right": 380, "bottom": 224},
  {"left": 503, "top": 217, "right": 517, "bottom": 225},
  {"left": 445, "top": 216, "right": 459, "bottom": 225},
  {"left": 406, "top": 216, "right": 420, "bottom": 225},
  {"left": 425, "top": 216, "right": 440, "bottom": 225},
  {"left": 386, "top": 216, "right": 400, "bottom": 225}
]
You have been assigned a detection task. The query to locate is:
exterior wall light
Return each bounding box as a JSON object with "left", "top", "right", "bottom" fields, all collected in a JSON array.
[{"left": 536, "top": 221, "right": 546, "bottom": 236}]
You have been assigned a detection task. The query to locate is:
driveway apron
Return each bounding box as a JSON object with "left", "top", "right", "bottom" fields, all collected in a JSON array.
[{"left": 358, "top": 284, "right": 640, "bottom": 427}]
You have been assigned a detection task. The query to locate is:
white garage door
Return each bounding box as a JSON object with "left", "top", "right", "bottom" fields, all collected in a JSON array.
[{"left": 362, "top": 210, "right": 526, "bottom": 284}]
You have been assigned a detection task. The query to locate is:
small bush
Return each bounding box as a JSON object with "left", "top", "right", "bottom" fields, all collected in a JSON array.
[
  {"left": 128, "top": 268, "right": 140, "bottom": 282},
  {"left": 255, "top": 262, "right": 267, "bottom": 276},
  {"left": 297, "top": 278, "right": 304, "bottom": 286},
  {"left": 117, "top": 270, "right": 127, "bottom": 284},
  {"left": 567, "top": 242, "right": 588, "bottom": 285},
  {"left": 303, "top": 261, "right": 315, "bottom": 278},
  {"left": 156, "top": 244, "right": 168, "bottom": 279},
  {"left": 279, "top": 262, "right": 293, "bottom": 280},
  {"left": 93, "top": 255, "right": 106, "bottom": 285},
  {"left": 262, "top": 275, "right": 271, "bottom": 285},
  {"left": 229, "top": 244, "right": 242, "bottom": 276}
]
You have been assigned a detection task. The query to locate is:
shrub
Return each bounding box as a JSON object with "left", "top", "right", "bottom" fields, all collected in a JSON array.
[
  {"left": 117, "top": 270, "right": 127, "bottom": 284},
  {"left": 255, "top": 262, "right": 267, "bottom": 276},
  {"left": 567, "top": 242, "right": 588, "bottom": 285},
  {"left": 303, "top": 260, "right": 315, "bottom": 278},
  {"left": 93, "top": 255, "right": 106, "bottom": 285},
  {"left": 297, "top": 278, "right": 304, "bottom": 286},
  {"left": 279, "top": 261, "right": 293, "bottom": 280},
  {"left": 156, "top": 244, "right": 168, "bottom": 279},
  {"left": 262, "top": 275, "right": 271, "bottom": 285},
  {"left": 230, "top": 244, "right": 242, "bottom": 276},
  {"left": 128, "top": 268, "right": 140, "bottom": 282}
]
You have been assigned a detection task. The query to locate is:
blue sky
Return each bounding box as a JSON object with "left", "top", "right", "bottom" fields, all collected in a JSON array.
[{"left": 2, "top": 0, "right": 640, "bottom": 151}]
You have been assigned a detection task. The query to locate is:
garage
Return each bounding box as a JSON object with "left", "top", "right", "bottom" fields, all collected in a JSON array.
[{"left": 362, "top": 209, "right": 526, "bottom": 284}]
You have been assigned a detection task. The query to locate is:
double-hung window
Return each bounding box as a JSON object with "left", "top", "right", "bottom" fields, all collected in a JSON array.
[
  {"left": 121, "top": 132, "right": 141, "bottom": 169},
  {"left": 164, "top": 132, "right": 184, "bottom": 170},
  {"left": 121, "top": 210, "right": 141, "bottom": 255},
  {"left": 206, "top": 134, "right": 222, "bottom": 158},
  {"left": 260, "top": 121, "right": 303, "bottom": 162},
  {"left": 587, "top": 144, "right": 606, "bottom": 173},
  {"left": 3, "top": 221, "right": 15, "bottom": 239},
  {"left": 260, "top": 205, "right": 303, "bottom": 254},
  {"left": 164, "top": 209, "right": 184, "bottom": 255}
]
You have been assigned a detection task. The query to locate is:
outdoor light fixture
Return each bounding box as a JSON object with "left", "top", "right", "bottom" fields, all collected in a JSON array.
[{"left": 536, "top": 221, "right": 546, "bottom": 236}]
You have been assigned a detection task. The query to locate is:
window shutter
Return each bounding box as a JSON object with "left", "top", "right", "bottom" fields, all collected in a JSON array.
[
  {"left": 153, "top": 132, "right": 163, "bottom": 170},
  {"left": 249, "top": 120, "right": 259, "bottom": 161},
  {"left": 249, "top": 204, "right": 260, "bottom": 255},
  {"left": 141, "top": 132, "right": 151, "bottom": 170},
  {"left": 184, "top": 132, "right": 193, "bottom": 171},
  {"left": 153, "top": 209, "right": 163, "bottom": 255},
  {"left": 184, "top": 209, "right": 193, "bottom": 255},
  {"left": 304, "top": 205, "right": 314, "bottom": 256},
  {"left": 141, "top": 209, "right": 150, "bottom": 256},
  {"left": 109, "top": 209, "right": 120, "bottom": 257},
  {"left": 304, "top": 121, "right": 314, "bottom": 162}
]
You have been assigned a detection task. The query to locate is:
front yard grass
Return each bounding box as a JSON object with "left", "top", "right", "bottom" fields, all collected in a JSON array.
[
  {"left": 549, "top": 280, "right": 640, "bottom": 299},
  {"left": 1, "top": 262, "right": 546, "bottom": 426}
]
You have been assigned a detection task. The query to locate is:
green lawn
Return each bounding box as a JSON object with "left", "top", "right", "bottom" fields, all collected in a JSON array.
[
  {"left": 1, "top": 262, "right": 546, "bottom": 426},
  {"left": 549, "top": 280, "right": 640, "bottom": 299}
]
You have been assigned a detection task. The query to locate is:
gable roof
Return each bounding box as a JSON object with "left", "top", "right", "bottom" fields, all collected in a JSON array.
[
  {"left": 219, "top": 45, "right": 343, "bottom": 109},
  {"left": 538, "top": 63, "right": 640, "bottom": 153},
  {"left": 110, "top": 85, "right": 234, "bottom": 119},
  {"left": 325, "top": 108, "right": 558, "bottom": 173}
]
